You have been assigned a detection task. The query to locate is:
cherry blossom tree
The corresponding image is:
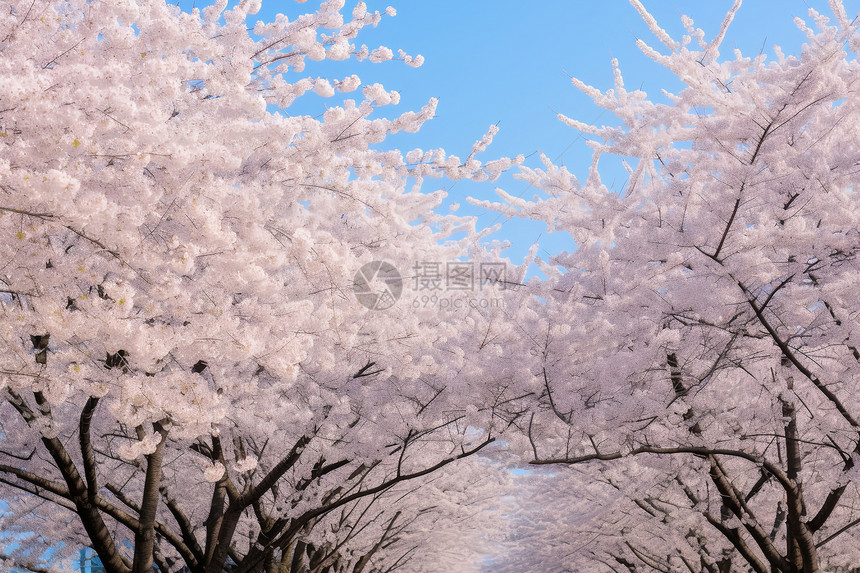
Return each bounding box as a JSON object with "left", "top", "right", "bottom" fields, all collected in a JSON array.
[
  {"left": 477, "top": 1, "right": 860, "bottom": 571},
  {"left": 294, "top": 454, "right": 512, "bottom": 573},
  {"left": 488, "top": 463, "right": 749, "bottom": 572},
  {"left": 0, "top": 0, "right": 525, "bottom": 571}
]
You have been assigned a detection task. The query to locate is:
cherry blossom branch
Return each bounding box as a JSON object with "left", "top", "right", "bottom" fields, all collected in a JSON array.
[
  {"left": 63, "top": 224, "right": 149, "bottom": 284},
  {"left": 203, "top": 433, "right": 312, "bottom": 573},
  {"left": 0, "top": 553, "right": 50, "bottom": 573},
  {"left": 202, "top": 436, "right": 229, "bottom": 568},
  {"left": 532, "top": 446, "right": 793, "bottom": 493},
  {"left": 7, "top": 388, "right": 132, "bottom": 573},
  {"left": 237, "top": 435, "right": 496, "bottom": 573},
  {"left": 353, "top": 510, "right": 403, "bottom": 573},
  {"left": 816, "top": 514, "right": 860, "bottom": 548},
  {"left": 542, "top": 367, "right": 573, "bottom": 424},
  {"left": 711, "top": 183, "right": 744, "bottom": 261},
  {"left": 0, "top": 464, "right": 70, "bottom": 499},
  {"left": 737, "top": 279, "right": 860, "bottom": 430},
  {"left": 708, "top": 455, "right": 790, "bottom": 571},
  {"left": 131, "top": 419, "right": 169, "bottom": 573},
  {"left": 79, "top": 396, "right": 100, "bottom": 502},
  {"left": 0, "top": 205, "right": 54, "bottom": 219},
  {"left": 0, "top": 0, "right": 36, "bottom": 43},
  {"left": 701, "top": 511, "right": 769, "bottom": 573},
  {"left": 42, "top": 37, "right": 85, "bottom": 69},
  {"left": 807, "top": 485, "right": 848, "bottom": 534},
  {"left": 624, "top": 540, "right": 671, "bottom": 572},
  {"left": 159, "top": 485, "right": 205, "bottom": 565},
  {"left": 95, "top": 487, "right": 200, "bottom": 572},
  {"left": 676, "top": 475, "right": 768, "bottom": 573}
]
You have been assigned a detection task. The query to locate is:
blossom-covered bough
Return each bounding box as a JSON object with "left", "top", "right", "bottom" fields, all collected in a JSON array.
[
  {"left": 480, "top": 1, "right": 860, "bottom": 571},
  {"left": 0, "top": 1, "right": 526, "bottom": 572}
]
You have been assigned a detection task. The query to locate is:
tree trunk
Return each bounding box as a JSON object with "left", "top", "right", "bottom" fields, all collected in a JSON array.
[{"left": 132, "top": 421, "right": 170, "bottom": 573}]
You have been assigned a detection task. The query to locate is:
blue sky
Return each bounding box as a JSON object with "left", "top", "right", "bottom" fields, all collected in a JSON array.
[{"left": 189, "top": 0, "right": 860, "bottom": 262}]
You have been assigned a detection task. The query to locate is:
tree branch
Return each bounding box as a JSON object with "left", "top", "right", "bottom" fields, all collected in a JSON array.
[{"left": 79, "top": 396, "right": 100, "bottom": 502}]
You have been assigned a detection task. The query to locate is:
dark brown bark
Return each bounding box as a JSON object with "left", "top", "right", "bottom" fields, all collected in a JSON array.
[
  {"left": 131, "top": 420, "right": 170, "bottom": 573},
  {"left": 236, "top": 436, "right": 495, "bottom": 573},
  {"left": 205, "top": 434, "right": 312, "bottom": 573},
  {"left": 781, "top": 385, "right": 818, "bottom": 573},
  {"left": 79, "top": 396, "right": 100, "bottom": 502},
  {"left": 353, "top": 511, "right": 401, "bottom": 573},
  {"left": 6, "top": 388, "right": 131, "bottom": 573}
]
